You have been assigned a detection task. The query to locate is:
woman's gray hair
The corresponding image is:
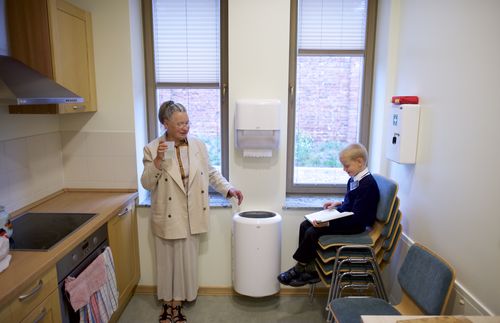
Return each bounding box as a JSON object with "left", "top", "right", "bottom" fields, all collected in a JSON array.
[{"left": 158, "top": 101, "right": 187, "bottom": 124}]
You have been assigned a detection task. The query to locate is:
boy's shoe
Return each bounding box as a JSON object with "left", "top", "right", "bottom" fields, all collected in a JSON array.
[
  {"left": 277, "top": 264, "right": 304, "bottom": 285},
  {"left": 288, "top": 270, "right": 320, "bottom": 287}
]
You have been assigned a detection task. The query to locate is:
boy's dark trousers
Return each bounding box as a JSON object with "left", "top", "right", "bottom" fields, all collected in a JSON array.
[
  {"left": 292, "top": 220, "right": 332, "bottom": 263},
  {"left": 292, "top": 220, "right": 365, "bottom": 264}
]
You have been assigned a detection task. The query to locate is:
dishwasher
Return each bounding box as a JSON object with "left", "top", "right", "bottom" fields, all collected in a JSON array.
[{"left": 56, "top": 223, "right": 109, "bottom": 323}]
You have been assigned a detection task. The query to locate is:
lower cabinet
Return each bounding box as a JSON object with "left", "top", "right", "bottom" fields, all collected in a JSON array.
[
  {"left": 0, "top": 299, "right": 12, "bottom": 323},
  {"left": 20, "top": 289, "right": 62, "bottom": 323},
  {"left": 107, "top": 200, "right": 140, "bottom": 321},
  {"left": 7, "top": 267, "right": 62, "bottom": 323}
]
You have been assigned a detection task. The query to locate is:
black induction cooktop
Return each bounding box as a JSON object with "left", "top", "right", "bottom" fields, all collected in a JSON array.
[{"left": 10, "top": 212, "right": 97, "bottom": 251}]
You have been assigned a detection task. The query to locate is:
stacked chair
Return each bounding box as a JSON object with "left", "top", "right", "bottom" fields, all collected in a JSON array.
[
  {"left": 311, "top": 174, "right": 402, "bottom": 321},
  {"left": 328, "top": 243, "right": 455, "bottom": 323},
  {"left": 325, "top": 244, "right": 388, "bottom": 302}
]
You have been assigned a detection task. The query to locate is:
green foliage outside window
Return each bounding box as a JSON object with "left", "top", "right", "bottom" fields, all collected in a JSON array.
[
  {"left": 294, "top": 132, "right": 344, "bottom": 168},
  {"left": 198, "top": 135, "right": 221, "bottom": 166}
]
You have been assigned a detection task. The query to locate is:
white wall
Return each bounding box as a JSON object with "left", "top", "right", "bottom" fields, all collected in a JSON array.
[
  {"left": 3, "top": 0, "right": 500, "bottom": 315},
  {"left": 137, "top": 0, "right": 305, "bottom": 288},
  {"left": 60, "top": 0, "right": 138, "bottom": 134},
  {"left": 0, "top": 0, "right": 141, "bottom": 200},
  {"left": 228, "top": 0, "right": 290, "bottom": 212},
  {"left": 58, "top": 0, "right": 141, "bottom": 189},
  {"left": 0, "top": 1, "right": 64, "bottom": 211},
  {"left": 138, "top": 1, "right": 500, "bottom": 315},
  {"left": 374, "top": 0, "right": 500, "bottom": 315}
]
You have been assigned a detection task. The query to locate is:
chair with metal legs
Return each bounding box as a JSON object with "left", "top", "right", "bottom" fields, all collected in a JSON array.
[
  {"left": 308, "top": 174, "right": 401, "bottom": 321},
  {"left": 328, "top": 243, "right": 455, "bottom": 323}
]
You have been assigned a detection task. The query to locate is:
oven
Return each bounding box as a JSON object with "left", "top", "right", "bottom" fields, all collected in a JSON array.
[{"left": 56, "top": 224, "right": 108, "bottom": 323}]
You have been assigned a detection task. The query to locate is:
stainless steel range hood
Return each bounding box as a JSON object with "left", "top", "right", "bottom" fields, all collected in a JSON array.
[{"left": 0, "top": 55, "right": 84, "bottom": 105}]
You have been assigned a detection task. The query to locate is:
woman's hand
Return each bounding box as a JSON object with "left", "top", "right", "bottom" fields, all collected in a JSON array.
[
  {"left": 154, "top": 140, "right": 169, "bottom": 170},
  {"left": 323, "top": 201, "right": 342, "bottom": 210},
  {"left": 227, "top": 188, "right": 244, "bottom": 205}
]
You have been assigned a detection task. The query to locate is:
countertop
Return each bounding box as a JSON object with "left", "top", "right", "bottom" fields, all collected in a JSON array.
[{"left": 0, "top": 189, "right": 138, "bottom": 309}]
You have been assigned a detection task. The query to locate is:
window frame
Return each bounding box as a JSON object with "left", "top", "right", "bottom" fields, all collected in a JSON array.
[
  {"left": 286, "top": 0, "right": 378, "bottom": 194},
  {"left": 142, "top": 0, "right": 229, "bottom": 178}
]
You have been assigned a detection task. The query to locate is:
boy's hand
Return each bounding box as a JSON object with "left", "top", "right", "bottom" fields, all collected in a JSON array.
[
  {"left": 312, "top": 220, "right": 329, "bottom": 228},
  {"left": 323, "top": 201, "right": 342, "bottom": 209}
]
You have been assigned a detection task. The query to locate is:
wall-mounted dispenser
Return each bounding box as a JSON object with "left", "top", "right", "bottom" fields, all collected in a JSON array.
[
  {"left": 235, "top": 99, "right": 280, "bottom": 157},
  {"left": 387, "top": 104, "right": 421, "bottom": 164}
]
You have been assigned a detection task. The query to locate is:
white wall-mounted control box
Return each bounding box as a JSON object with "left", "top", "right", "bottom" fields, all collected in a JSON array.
[{"left": 387, "top": 104, "right": 421, "bottom": 164}]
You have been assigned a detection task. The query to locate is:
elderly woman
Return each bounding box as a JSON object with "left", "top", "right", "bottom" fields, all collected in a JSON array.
[{"left": 141, "top": 101, "right": 243, "bottom": 323}]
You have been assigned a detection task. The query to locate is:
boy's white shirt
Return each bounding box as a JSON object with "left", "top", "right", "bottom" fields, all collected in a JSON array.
[
  {"left": 350, "top": 167, "right": 370, "bottom": 191},
  {"left": 352, "top": 167, "right": 369, "bottom": 182}
]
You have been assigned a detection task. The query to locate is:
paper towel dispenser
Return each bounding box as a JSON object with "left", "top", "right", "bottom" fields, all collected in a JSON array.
[{"left": 235, "top": 99, "right": 280, "bottom": 157}]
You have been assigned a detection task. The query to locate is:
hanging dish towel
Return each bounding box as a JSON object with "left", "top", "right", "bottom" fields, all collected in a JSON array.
[
  {"left": 0, "top": 236, "right": 11, "bottom": 273},
  {"left": 65, "top": 247, "right": 119, "bottom": 323}
]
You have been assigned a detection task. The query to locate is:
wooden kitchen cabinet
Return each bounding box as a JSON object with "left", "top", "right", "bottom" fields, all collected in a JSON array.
[
  {"left": 107, "top": 200, "right": 140, "bottom": 321},
  {"left": 0, "top": 302, "right": 12, "bottom": 323},
  {"left": 6, "top": 0, "right": 97, "bottom": 114},
  {"left": 7, "top": 267, "right": 61, "bottom": 323},
  {"left": 19, "top": 289, "right": 62, "bottom": 323}
]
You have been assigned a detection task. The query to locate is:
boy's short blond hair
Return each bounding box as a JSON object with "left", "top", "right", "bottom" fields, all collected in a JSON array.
[{"left": 339, "top": 143, "right": 368, "bottom": 165}]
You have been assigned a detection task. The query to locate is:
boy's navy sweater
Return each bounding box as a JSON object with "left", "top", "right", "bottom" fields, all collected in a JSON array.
[{"left": 333, "top": 174, "right": 380, "bottom": 233}]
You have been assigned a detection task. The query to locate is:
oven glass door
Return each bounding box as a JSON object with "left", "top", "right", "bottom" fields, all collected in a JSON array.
[{"left": 58, "top": 239, "right": 108, "bottom": 323}]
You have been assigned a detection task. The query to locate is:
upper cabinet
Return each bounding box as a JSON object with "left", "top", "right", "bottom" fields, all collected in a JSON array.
[{"left": 6, "top": 0, "right": 97, "bottom": 114}]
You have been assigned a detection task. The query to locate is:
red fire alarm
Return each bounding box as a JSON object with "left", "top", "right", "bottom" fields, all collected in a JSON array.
[{"left": 391, "top": 96, "right": 419, "bottom": 104}]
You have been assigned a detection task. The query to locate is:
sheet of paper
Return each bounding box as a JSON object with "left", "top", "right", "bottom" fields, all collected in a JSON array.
[{"left": 304, "top": 208, "right": 353, "bottom": 223}]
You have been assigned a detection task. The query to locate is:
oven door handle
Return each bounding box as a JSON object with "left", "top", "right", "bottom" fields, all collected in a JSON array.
[{"left": 18, "top": 279, "right": 43, "bottom": 301}]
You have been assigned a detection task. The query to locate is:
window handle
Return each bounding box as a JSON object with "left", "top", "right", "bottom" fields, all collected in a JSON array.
[
  {"left": 222, "top": 83, "right": 227, "bottom": 97},
  {"left": 289, "top": 85, "right": 294, "bottom": 96}
]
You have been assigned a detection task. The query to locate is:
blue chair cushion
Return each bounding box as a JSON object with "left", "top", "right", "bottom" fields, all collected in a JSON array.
[
  {"left": 380, "top": 209, "right": 401, "bottom": 237},
  {"left": 382, "top": 222, "right": 402, "bottom": 250},
  {"left": 373, "top": 174, "right": 398, "bottom": 223},
  {"left": 318, "top": 231, "right": 373, "bottom": 248},
  {"left": 330, "top": 297, "right": 401, "bottom": 323},
  {"left": 398, "top": 244, "right": 454, "bottom": 315},
  {"left": 381, "top": 202, "right": 400, "bottom": 237},
  {"left": 383, "top": 224, "right": 402, "bottom": 259}
]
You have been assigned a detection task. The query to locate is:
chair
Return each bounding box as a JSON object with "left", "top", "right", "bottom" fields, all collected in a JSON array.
[
  {"left": 312, "top": 174, "right": 401, "bottom": 310},
  {"left": 329, "top": 243, "right": 456, "bottom": 323},
  {"left": 379, "top": 223, "right": 402, "bottom": 271},
  {"left": 328, "top": 245, "right": 388, "bottom": 301},
  {"left": 318, "top": 174, "right": 399, "bottom": 251}
]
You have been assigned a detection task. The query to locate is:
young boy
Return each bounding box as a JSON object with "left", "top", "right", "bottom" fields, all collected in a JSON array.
[{"left": 278, "top": 143, "right": 380, "bottom": 287}]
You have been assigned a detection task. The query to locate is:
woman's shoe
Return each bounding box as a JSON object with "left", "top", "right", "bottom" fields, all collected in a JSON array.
[
  {"left": 172, "top": 305, "right": 187, "bottom": 323},
  {"left": 159, "top": 303, "right": 173, "bottom": 323}
]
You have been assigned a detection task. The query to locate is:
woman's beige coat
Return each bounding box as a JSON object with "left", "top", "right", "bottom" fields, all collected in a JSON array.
[{"left": 141, "top": 136, "right": 232, "bottom": 239}]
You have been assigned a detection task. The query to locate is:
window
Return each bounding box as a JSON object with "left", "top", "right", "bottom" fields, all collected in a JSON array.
[
  {"left": 287, "top": 0, "right": 377, "bottom": 194},
  {"left": 143, "top": 0, "right": 228, "bottom": 176}
]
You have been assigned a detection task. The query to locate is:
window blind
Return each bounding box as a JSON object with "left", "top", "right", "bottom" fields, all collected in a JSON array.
[
  {"left": 152, "top": 0, "right": 220, "bottom": 84},
  {"left": 298, "top": 0, "right": 367, "bottom": 50}
]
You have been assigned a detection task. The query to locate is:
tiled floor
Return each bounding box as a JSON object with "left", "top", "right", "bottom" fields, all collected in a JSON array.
[{"left": 118, "top": 293, "right": 328, "bottom": 323}]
